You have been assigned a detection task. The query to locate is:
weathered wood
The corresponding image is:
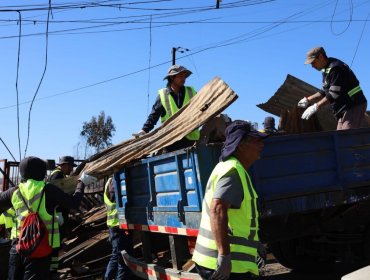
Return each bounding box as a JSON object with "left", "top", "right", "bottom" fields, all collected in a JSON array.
[{"left": 79, "top": 77, "right": 238, "bottom": 178}]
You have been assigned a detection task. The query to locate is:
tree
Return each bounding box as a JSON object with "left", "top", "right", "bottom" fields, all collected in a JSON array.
[{"left": 80, "top": 111, "right": 116, "bottom": 154}]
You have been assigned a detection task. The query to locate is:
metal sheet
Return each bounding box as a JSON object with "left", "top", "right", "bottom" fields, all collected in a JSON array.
[{"left": 257, "top": 74, "right": 337, "bottom": 130}]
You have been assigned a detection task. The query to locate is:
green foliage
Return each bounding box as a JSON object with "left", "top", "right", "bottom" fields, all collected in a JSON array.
[{"left": 80, "top": 111, "right": 116, "bottom": 153}]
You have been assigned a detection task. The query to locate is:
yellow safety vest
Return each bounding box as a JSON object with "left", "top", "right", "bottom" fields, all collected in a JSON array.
[
  {"left": 158, "top": 86, "right": 200, "bottom": 141},
  {"left": 192, "top": 157, "right": 260, "bottom": 275},
  {"left": 0, "top": 207, "right": 15, "bottom": 229},
  {"left": 104, "top": 177, "right": 119, "bottom": 228},
  {"left": 11, "top": 180, "right": 60, "bottom": 248}
]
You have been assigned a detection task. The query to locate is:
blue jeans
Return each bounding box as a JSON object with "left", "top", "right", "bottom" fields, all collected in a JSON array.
[
  {"left": 104, "top": 227, "right": 133, "bottom": 280},
  {"left": 8, "top": 245, "right": 51, "bottom": 280}
]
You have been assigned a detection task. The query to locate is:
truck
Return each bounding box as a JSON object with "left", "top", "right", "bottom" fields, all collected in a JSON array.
[{"left": 112, "top": 127, "right": 370, "bottom": 279}]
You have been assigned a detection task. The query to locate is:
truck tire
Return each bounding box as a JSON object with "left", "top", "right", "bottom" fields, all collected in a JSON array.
[{"left": 268, "top": 237, "right": 335, "bottom": 273}]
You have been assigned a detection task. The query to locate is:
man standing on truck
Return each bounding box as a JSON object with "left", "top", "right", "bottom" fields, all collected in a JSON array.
[
  {"left": 192, "top": 120, "right": 268, "bottom": 280},
  {"left": 103, "top": 176, "right": 133, "bottom": 280},
  {"left": 298, "top": 46, "right": 367, "bottom": 130},
  {"left": 0, "top": 156, "right": 97, "bottom": 279},
  {"left": 132, "top": 64, "right": 200, "bottom": 152}
]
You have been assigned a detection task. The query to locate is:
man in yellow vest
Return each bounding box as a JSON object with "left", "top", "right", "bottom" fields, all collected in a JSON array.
[
  {"left": 48, "top": 156, "right": 77, "bottom": 181},
  {"left": 192, "top": 120, "right": 268, "bottom": 280},
  {"left": 132, "top": 64, "right": 200, "bottom": 152},
  {"left": 0, "top": 156, "right": 97, "bottom": 280},
  {"left": 103, "top": 177, "right": 133, "bottom": 280},
  {"left": 47, "top": 155, "right": 78, "bottom": 273}
]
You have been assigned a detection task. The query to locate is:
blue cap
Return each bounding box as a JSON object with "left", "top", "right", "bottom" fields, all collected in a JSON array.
[{"left": 220, "top": 120, "right": 268, "bottom": 161}]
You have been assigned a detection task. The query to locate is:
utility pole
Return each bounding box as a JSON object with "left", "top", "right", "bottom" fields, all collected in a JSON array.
[
  {"left": 172, "top": 47, "right": 190, "bottom": 65},
  {"left": 172, "top": 47, "right": 176, "bottom": 65},
  {"left": 216, "top": 0, "right": 221, "bottom": 9}
]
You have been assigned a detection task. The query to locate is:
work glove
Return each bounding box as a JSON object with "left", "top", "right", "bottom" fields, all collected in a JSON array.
[
  {"left": 257, "top": 243, "right": 267, "bottom": 270},
  {"left": 297, "top": 97, "right": 309, "bottom": 108},
  {"left": 79, "top": 172, "right": 98, "bottom": 185},
  {"left": 132, "top": 129, "right": 146, "bottom": 138},
  {"left": 211, "top": 254, "right": 231, "bottom": 280},
  {"left": 301, "top": 103, "right": 318, "bottom": 120}
]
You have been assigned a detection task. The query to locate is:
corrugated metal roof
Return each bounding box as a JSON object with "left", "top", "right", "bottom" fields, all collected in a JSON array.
[{"left": 257, "top": 74, "right": 337, "bottom": 130}]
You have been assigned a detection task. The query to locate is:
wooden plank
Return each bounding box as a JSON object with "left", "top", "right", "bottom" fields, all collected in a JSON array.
[{"left": 78, "top": 76, "right": 238, "bottom": 178}]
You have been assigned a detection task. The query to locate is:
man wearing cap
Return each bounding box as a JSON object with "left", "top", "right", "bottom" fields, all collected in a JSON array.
[
  {"left": 0, "top": 156, "right": 97, "bottom": 279},
  {"left": 298, "top": 46, "right": 367, "bottom": 130},
  {"left": 261, "top": 116, "right": 278, "bottom": 134},
  {"left": 192, "top": 120, "right": 268, "bottom": 280},
  {"left": 48, "top": 156, "right": 77, "bottom": 181},
  {"left": 132, "top": 64, "right": 200, "bottom": 152}
]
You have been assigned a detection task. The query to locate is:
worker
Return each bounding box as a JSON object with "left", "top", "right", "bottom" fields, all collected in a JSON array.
[
  {"left": 48, "top": 156, "right": 77, "bottom": 181},
  {"left": 103, "top": 177, "right": 133, "bottom": 280},
  {"left": 298, "top": 46, "right": 367, "bottom": 130},
  {"left": 260, "top": 116, "right": 277, "bottom": 134},
  {"left": 192, "top": 120, "right": 268, "bottom": 280},
  {"left": 47, "top": 155, "right": 78, "bottom": 273},
  {"left": 132, "top": 64, "right": 200, "bottom": 152},
  {"left": 0, "top": 156, "right": 97, "bottom": 280}
]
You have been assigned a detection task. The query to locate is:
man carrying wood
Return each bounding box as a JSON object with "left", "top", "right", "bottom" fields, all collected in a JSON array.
[{"left": 132, "top": 64, "right": 200, "bottom": 152}]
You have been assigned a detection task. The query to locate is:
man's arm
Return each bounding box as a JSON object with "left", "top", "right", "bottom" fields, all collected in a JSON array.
[
  {"left": 142, "top": 96, "right": 164, "bottom": 133},
  {"left": 44, "top": 182, "right": 85, "bottom": 213},
  {"left": 307, "top": 92, "right": 324, "bottom": 102},
  {"left": 0, "top": 188, "right": 17, "bottom": 213},
  {"left": 210, "top": 198, "right": 231, "bottom": 255}
]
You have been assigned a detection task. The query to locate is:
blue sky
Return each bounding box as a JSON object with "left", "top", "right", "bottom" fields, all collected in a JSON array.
[{"left": 1, "top": 0, "right": 370, "bottom": 163}]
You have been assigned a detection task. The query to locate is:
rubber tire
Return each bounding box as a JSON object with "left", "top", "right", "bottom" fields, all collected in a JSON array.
[{"left": 268, "top": 237, "right": 335, "bottom": 273}]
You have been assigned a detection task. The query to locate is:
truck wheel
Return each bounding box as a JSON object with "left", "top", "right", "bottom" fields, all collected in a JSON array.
[{"left": 268, "top": 237, "right": 335, "bottom": 273}]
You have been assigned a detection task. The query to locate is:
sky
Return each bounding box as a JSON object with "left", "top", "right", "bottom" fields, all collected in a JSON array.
[{"left": 1, "top": 0, "right": 370, "bottom": 163}]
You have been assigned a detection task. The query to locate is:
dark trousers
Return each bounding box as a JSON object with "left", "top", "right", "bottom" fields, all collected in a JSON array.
[
  {"left": 195, "top": 264, "right": 258, "bottom": 280},
  {"left": 104, "top": 227, "right": 133, "bottom": 280},
  {"left": 8, "top": 245, "right": 51, "bottom": 280}
]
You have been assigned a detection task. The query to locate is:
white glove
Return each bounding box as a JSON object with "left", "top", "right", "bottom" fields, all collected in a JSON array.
[
  {"left": 211, "top": 254, "right": 231, "bottom": 280},
  {"left": 297, "top": 97, "right": 309, "bottom": 108},
  {"left": 79, "top": 172, "right": 97, "bottom": 185},
  {"left": 132, "top": 130, "right": 146, "bottom": 138},
  {"left": 301, "top": 103, "right": 318, "bottom": 120}
]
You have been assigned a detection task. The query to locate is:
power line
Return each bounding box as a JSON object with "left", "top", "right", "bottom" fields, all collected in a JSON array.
[
  {"left": 0, "top": 0, "right": 365, "bottom": 112},
  {"left": 146, "top": 15, "right": 152, "bottom": 115},
  {"left": 15, "top": 11, "right": 22, "bottom": 162},
  {"left": 24, "top": 0, "right": 52, "bottom": 157},
  {"left": 0, "top": 137, "right": 17, "bottom": 161}
]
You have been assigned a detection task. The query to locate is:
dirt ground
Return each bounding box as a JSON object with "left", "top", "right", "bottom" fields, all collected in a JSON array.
[{"left": 260, "top": 256, "right": 363, "bottom": 280}]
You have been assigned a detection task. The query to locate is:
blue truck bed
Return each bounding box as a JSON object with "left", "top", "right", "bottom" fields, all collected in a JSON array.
[{"left": 114, "top": 127, "right": 370, "bottom": 238}]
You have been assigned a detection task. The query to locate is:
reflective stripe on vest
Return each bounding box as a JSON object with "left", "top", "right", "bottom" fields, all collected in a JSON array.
[
  {"left": 324, "top": 67, "right": 362, "bottom": 98},
  {"left": 50, "top": 256, "right": 59, "bottom": 270},
  {"left": 158, "top": 86, "right": 200, "bottom": 141},
  {"left": 104, "top": 177, "right": 119, "bottom": 228},
  {"left": 192, "top": 157, "right": 259, "bottom": 275},
  {"left": 1, "top": 208, "right": 15, "bottom": 229},
  {"left": 50, "top": 168, "right": 64, "bottom": 177},
  {"left": 11, "top": 180, "right": 60, "bottom": 248}
]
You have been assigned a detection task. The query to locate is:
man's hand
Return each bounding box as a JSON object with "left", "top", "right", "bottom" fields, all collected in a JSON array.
[
  {"left": 297, "top": 97, "right": 309, "bottom": 108},
  {"left": 211, "top": 254, "right": 231, "bottom": 280},
  {"left": 132, "top": 130, "right": 146, "bottom": 138},
  {"left": 301, "top": 103, "right": 318, "bottom": 120},
  {"left": 79, "top": 172, "right": 98, "bottom": 185}
]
